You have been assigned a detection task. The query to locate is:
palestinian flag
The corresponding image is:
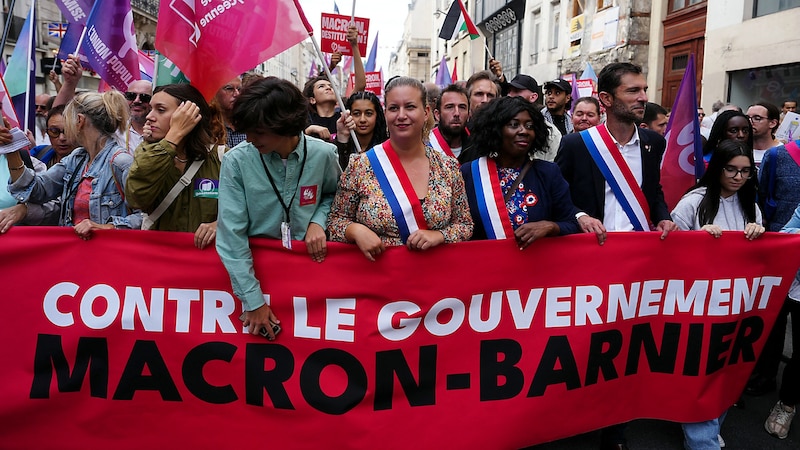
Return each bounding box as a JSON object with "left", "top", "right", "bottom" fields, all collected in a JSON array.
[{"left": 438, "top": 0, "right": 480, "bottom": 41}]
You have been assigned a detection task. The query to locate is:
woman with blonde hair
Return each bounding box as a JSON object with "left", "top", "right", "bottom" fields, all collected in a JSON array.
[{"left": 6, "top": 90, "right": 140, "bottom": 237}]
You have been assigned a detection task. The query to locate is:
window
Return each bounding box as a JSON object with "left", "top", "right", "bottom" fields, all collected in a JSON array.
[
  {"left": 531, "top": 11, "right": 541, "bottom": 64},
  {"left": 573, "top": 0, "right": 585, "bottom": 17},
  {"left": 754, "top": 0, "right": 800, "bottom": 17},
  {"left": 550, "top": 3, "right": 560, "bottom": 49},
  {"left": 669, "top": 0, "right": 705, "bottom": 12},
  {"left": 671, "top": 55, "right": 688, "bottom": 71},
  {"left": 495, "top": 25, "right": 518, "bottom": 79}
]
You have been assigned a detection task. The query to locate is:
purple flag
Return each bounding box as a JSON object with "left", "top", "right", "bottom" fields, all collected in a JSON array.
[
  {"left": 81, "top": 0, "right": 141, "bottom": 91},
  {"left": 54, "top": 0, "right": 94, "bottom": 24},
  {"left": 57, "top": 23, "right": 92, "bottom": 69},
  {"left": 435, "top": 55, "right": 452, "bottom": 89},
  {"left": 662, "top": 54, "right": 704, "bottom": 211},
  {"left": 570, "top": 73, "right": 580, "bottom": 114},
  {"left": 365, "top": 31, "right": 378, "bottom": 72},
  {"left": 308, "top": 59, "right": 317, "bottom": 78}
]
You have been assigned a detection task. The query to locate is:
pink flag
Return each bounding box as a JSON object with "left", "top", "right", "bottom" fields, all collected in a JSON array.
[
  {"left": 661, "top": 54, "right": 704, "bottom": 211},
  {"left": 155, "top": 0, "right": 311, "bottom": 100},
  {"left": 0, "top": 73, "right": 21, "bottom": 129}
]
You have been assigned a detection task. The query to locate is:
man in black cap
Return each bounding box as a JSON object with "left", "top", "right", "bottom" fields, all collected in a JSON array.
[
  {"left": 542, "top": 78, "right": 574, "bottom": 136},
  {"left": 507, "top": 74, "right": 541, "bottom": 104}
]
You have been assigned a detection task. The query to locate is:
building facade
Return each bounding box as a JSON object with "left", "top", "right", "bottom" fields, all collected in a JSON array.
[{"left": 388, "top": 0, "right": 433, "bottom": 81}]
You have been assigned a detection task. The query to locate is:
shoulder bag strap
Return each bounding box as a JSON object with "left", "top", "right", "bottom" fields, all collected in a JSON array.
[{"left": 147, "top": 159, "right": 205, "bottom": 225}]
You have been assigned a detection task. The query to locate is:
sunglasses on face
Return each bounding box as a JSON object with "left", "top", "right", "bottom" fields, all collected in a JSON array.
[
  {"left": 124, "top": 92, "right": 152, "bottom": 103},
  {"left": 46, "top": 127, "right": 65, "bottom": 138}
]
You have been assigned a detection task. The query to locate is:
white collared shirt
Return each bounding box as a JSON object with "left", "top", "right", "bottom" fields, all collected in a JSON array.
[{"left": 602, "top": 128, "right": 643, "bottom": 232}]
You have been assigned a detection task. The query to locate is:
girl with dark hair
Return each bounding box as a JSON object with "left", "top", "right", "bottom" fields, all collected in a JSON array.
[
  {"left": 703, "top": 110, "right": 753, "bottom": 162},
  {"left": 126, "top": 83, "right": 224, "bottom": 248},
  {"left": 334, "top": 91, "right": 388, "bottom": 169},
  {"left": 461, "top": 96, "right": 581, "bottom": 245},
  {"left": 673, "top": 139, "right": 763, "bottom": 236},
  {"left": 671, "top": 138, "right": 764, "bottom": 448}
]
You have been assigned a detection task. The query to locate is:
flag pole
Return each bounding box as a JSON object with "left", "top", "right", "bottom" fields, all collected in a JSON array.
[
  {"left": 350, "top": 0, "right": 356, "bottom": 23},
  {"left": 483, "top": 43, "right": 494, "bottom": 61},
  {"left": 153, "top": 52, "right": 160, "bottom": 87},
  {"left": 0, "top": 0, "right": 18, "bottom": 58},
  {"left": 309, "top": 29, "right": 361, "bottom": 153},
  {"left": 23, "top": 0, "right": 35, "bottom": 131},
  {"left": 293, "top": 0, "right": 360, "bottom": 152}
]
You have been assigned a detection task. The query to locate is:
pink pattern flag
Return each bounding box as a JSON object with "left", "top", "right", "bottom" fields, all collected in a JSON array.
[
  {"left": 661, "top": 54, "right": 704, "bottom": 211},
  {"left": 156, "top": 0, "right": 311, "bottom": 100}
]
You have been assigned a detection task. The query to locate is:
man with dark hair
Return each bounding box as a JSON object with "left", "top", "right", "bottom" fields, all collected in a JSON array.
[
  {"left": 639, "top": 102, "right": 669, "bottom": 136},
  {"left": 782, "top": 99, "right": 797, "bottom": 120},
  {"left": 747, "top": 101, "right": 781, "bottom": 166},
  {"left": 556, "top": 61, "right": 678, "bottom": 449},
  {"left": 430, "top": 84, "right": 470, "bottom": 159},
  {"left": 507, "top": 74, "right": 540, "bottom": 104},
  {"left": 216, "top": 76, "right": 342, "bottom": 339},
  {"left": 542, "top": 78, "right": 573, "bottom": 135}
]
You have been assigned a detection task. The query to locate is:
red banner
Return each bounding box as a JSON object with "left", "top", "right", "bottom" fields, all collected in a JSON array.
[
  {"left": 320, "top": 13, "right": 369, "bottom": 55},
  {"left": 2, "top": 228, "right": 800, "bottom": 449},
  {"left": 349, "top": 71, "right": 383, "bottom": 97}
]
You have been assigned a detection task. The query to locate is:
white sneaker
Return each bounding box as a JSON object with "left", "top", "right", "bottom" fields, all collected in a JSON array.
[{"left": 765, "top": 401, "right": 796, "bottom": 439}]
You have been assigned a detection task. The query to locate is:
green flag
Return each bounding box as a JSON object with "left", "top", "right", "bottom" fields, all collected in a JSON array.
[{"left": 155, "top": 51, "right": 190, "bottom": 87}]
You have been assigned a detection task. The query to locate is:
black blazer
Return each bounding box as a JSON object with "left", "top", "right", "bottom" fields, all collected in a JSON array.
[{"left": 555, "top": 127, "right": 671, "bottom": 225}]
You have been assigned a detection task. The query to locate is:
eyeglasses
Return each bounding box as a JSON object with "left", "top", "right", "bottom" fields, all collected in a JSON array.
[
  {"left": 222, "top": 85, "right": 241, "bottom": 93},
  {"left": 505, "top": 120, "right": 535, "bottom": 131},
  {"left": 723, "top": 165, "right": 753, "bottom": 179},
  {"left": 124, "top": 92, "right": 152, "bottom": 103},
  {"left": 747, "top": 115, "right": 766, "bottom": 122},
  {"left": 698, "top": 113, "right": 705, "bottom": 118},
  {"left": 46, "top": 127, "right": 65, "bottom": 138},
  {"left": 35, "top": 104, "right": 48, "bottom": 110}
]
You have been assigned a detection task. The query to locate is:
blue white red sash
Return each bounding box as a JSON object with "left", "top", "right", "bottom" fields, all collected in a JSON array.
[
  {"left": 580, "top": 125, "right": 652, "bottom": 231},
  {"left": 429, "top": 127, "right": 455, "bottom": 158},
  {"left": 366, "top": 141, "right": 428, "bottom": 242},
  {"left": 470, "top": 157, "right": 515, "bottom": 239}
]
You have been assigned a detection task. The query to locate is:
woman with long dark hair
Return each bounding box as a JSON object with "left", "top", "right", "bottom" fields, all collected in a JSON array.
[
  {"left": 334, "top": 91, "right": 388, "bottom": 169},
  {"left": 703, "top": 109, "right": 753, "bottom": 163},
  {"left": 126, "top": 83, "right": 224, "bottom": 249}
]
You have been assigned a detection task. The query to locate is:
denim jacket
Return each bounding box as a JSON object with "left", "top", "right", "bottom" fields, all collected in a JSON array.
[{"left": 9, "top": 139, "right": 142, "bottom": 229}]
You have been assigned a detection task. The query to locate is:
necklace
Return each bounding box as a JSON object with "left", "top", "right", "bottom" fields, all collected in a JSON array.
[{"left": 174, "top": 155, "right": 188, "bottom": 163}]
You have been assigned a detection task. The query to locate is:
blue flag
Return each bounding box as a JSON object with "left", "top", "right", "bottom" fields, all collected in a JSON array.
[
  {"left": 5, "top": 1, "right": 36, "bottom": 132},
  {"left": 365, "top": 31, "right": 378, "bottom": 72},
  {"left": 81, "top": 0, "right": 141, "bottom": 91}
]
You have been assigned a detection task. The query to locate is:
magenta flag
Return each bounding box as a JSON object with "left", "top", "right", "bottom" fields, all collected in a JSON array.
[
  {"left": 662, "top": 54, "right": 704, "bottom": 211},
  {"left": 156, "top": 0, "right": 311, "bottom": 100},
  {"left": 81, "top": 0, "right": 141, "bottom": 91}
]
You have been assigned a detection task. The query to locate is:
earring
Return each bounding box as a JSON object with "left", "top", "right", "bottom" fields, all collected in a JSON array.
[{"left": 489, "top": 151, "right": 498, "bottom": 158}]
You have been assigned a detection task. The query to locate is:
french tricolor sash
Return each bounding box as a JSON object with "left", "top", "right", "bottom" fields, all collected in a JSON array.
[
  {"left": 366, "top": 141, "right": 428, "bottom": 243},
  {"left": 469, "top": 157, "right": 515, "bottom": 239},
  {"left": 580, "top": 125, "right": 652, "bottom": 231},
  {"left": 429, "top": 128, "right": 456, "bottom": 158}
]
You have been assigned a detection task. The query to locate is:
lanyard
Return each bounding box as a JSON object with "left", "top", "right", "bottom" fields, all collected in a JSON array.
[{"left": 259, "top": 136, "right": 308, "bottom": 223}]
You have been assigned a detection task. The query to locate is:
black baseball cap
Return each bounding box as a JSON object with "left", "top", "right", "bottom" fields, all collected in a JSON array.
[
  {"left": 508, "top": 74, "right": 539, "bottom": 93},
  {"left": 543, "top": 78, "right": 571, "bottom": 93}
]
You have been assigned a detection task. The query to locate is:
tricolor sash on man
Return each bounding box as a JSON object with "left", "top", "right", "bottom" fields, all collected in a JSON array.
[
  {"left": 428, "top": 127, "right": 455, "bottom": 158},
  {"left": 470, "top": 157, "right": 515, "bottom": 239},
  {"left": 581, "top": 125, "right": 652, "bottom": 231},
  {"left": 366, "top": 141, "right": 428, "bottom": 242}
]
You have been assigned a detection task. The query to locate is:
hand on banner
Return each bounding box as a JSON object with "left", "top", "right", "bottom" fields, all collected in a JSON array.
[
  {"left": 656, "top": 219, "right": 679, "bottom": 240},
  {"left": 407, "top": 229, "right": 445, "bottom": 251},
  {"left": 701, "top": 224, "right": 723, "bottom": 238},
  {"left": 305, "top": 222, "right": 328, "bottom": 262},
  {"left": 744, "top": 222, "right": 766, "bottom": 240},
  {"left": 0, "top": 204, "right": 26, "bottom": 233},
  {"left": 194, "top": 221, "right": 217, "bottom": 249},
  {"left": 165, "top": 101, "right": 201, "bottom": 145},
  {"left": 578, "top": 214, "right": 607, "bottom": 245},
  {"left": 336, "top": 110, "right": 355, "bottom": 142},
  {"left": 242, "top": 304, "right": 280, "bottom": 339},
  {"left": 348, "top": 223, "right": 385, "bottom": 261},
  {"left": 489, "top": 58, "right": 504, "bottom": 83},
  {"left": 73, "top": 219, "right": 113, "bottom": 240},
  {"left": 514, "top": 221, "right": 558, "bottom": 250}
]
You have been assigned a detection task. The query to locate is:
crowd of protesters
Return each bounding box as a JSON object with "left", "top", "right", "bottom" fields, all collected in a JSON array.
[{"left": 2, "top": 37, "right": 799, "bottom": 449}]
